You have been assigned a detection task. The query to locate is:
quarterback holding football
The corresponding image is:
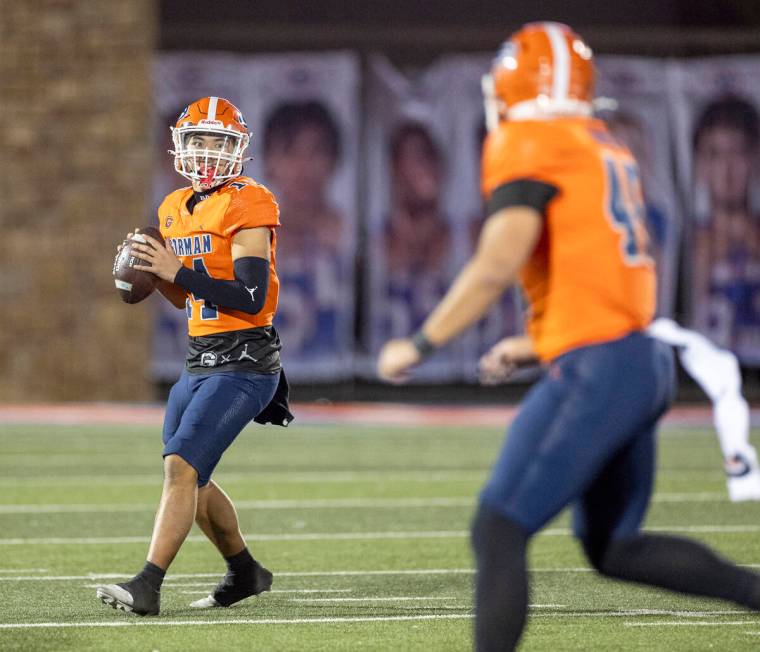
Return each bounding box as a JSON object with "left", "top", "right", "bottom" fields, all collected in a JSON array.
[{"left": 99, "top": 97, "right": 292, "bottom": 616}]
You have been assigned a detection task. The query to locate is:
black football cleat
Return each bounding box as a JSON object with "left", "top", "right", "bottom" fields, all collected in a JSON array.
[
  {"left": 96, "top": 577, "right": 160, "bottom": 616},
  {"left": 189, "top": 561, "right": 273, "bottom": 609}
]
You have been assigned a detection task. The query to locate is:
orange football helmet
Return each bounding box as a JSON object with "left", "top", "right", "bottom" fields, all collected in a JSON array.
[
  {"left": 483, "top": 22, "right": 594, "bottom": 128},
  {"left": 170, "top": 97, "right": 251, "bottom": 190}
]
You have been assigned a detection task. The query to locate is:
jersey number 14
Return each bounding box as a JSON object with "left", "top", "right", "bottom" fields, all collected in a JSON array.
[{"left": 185, "top": 258, "right": 219, "bottom": 321}]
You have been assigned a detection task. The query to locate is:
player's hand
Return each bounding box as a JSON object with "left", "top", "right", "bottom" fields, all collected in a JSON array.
[
  {"left": 479, "top": 336, "right": 536, "bottom": 385},
  {"left": 131, "top": 234, "right": 182, "bottom": 282},
  {"left": 377, "top": 339, "right": 421, "bottom": 384}
]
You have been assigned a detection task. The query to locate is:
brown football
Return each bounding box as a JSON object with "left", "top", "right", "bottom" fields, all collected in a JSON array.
[{"left": 113, "top": 226, "right": 165, "bottom": 304}]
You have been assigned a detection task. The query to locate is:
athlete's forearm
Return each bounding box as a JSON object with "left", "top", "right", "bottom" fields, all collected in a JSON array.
[
  {"left": 420, "top": 207, "right": 540, "bottom": 348},
  {"left": 421, "top": 257, "right": 515, "bottom": 347},
  {"left": 156, "top": 280, "right": 187, "bottom": 309},
  {"left": 173, "top": 257, "right": 269, "bottom": 314}
]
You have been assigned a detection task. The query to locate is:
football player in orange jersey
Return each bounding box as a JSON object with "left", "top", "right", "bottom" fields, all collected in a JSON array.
[
  {"left": 378, "top": 23, "right": 760, "bottom": 651},
  {"left": 97, "top": 97, "right": 293, "bottom": 616}
]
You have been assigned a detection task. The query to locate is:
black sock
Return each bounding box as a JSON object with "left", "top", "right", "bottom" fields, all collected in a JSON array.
[
  {"left": 599, "top": 534, "right": 760, "bottom": 609},
  {"left": 225, "top": 547, "right": 256, "bottom": 576},
  {"left": 136, "top": 561, "right": 166, "bottom": 593},
  {"left": 212, "top": 550, "right": 272, "bottom": 607},
  {"left": 471, "top": 504, "right": 529, "bottom": 652}
]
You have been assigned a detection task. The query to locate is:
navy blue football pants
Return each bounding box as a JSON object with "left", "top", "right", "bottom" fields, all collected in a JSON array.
[
  {"left": 479, "top": 332, "right": 675, "bottom": 545},
  {"left": 162, "top": 370, "right": 279, "bottom": 486}
]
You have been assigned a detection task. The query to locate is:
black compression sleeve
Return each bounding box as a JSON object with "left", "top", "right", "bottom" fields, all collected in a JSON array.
[
  {"left": 487, "top": 179, "right": 559, "bottom": 217},
  {"left": 173, "top": 257, "right": 269, "bottom": 314}
]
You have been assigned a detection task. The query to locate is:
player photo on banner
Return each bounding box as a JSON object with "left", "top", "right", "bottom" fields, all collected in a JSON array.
[
  {"left": 595, "top": 56, "right": 682, "bottom": 318},
  {"left": 441, "top": 55, "right": 526, "bottom": 381},
  {"left": 670, "top": 57, "right": 760, "bottom": 365},
  {"left": 363, "top": 56, "right": 479, "bottom": 381},
  {"left": 151, "top": 53, "right": 244, "bottom": 384},
  {"left": 239, "top": 54, "right": 360, "bottom": 380}
]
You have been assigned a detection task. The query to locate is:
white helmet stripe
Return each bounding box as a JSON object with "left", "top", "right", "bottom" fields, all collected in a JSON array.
[
  {"left": 207, "top": 96, "right": 219, "bottom": 122},
  {"left": 543, "top": 23, "right": 570, "bottom": 101}
]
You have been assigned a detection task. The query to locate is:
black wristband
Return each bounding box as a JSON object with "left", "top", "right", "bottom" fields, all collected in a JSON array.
[{"left": 411, "top": 330, "right": 437, "bottom": 359}]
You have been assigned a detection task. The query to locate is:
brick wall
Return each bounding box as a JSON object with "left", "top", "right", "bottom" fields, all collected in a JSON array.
[{"left": 0, "top": 1, "right": 156, "bottom": 401}]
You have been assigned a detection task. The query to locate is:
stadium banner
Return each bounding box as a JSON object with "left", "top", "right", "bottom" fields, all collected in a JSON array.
[
  {"left": 437, "top": 55, "right": 527, "bottom": 382},
  {"left": 152, "top": 52, "right": 360, "bottom": 382},
  {"left": 669, "top": 57, "right": 760, "bottom": 365},
  {"left": 363, "top": 56, "right": 471, "bottom": 381},
  {"left": 595, "top": 57, "right": 682, "bottom": 319}
]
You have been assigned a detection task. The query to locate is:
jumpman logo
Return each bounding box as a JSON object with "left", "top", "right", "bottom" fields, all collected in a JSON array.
[
  {"left": 245, "top": 286, "right": 258, "bottom": 303},
  {"left": 238, "top": 343, "right": 258, "bottom": 362}
]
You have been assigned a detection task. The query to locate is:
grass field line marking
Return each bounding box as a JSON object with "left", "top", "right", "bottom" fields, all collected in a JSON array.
[
  {"left": 534, "top": 609, "right": 748, "bottom": 620},
  {"left": 176, "top": 590, "right": 357, "bottom": 597},
  {"left": 0, "top": 610, "right": 747, "bottom": 631},
  {"left": 0, "top": 497, "right": 476, "bottom": 514},
  {"left": 0, "top": 470, "right": 486, "bottom": 488},
  {"left": 0, "top": 531, "right": 470, "bottom": 545},
  {"left": 0, "top": 614, "right": 474, "bottom": 630},
  {"left": 625, "top": 619, "right": 754, "bottom": 627},
  {"left": 2, "top": 569, "right": 475, "bottom": 581},
  {"left": 0, "top": 492, "right": 731, "bottom": 515},
  {"left": 14, "top": 565, "right": 760, "bottom": 583},
  {"left": 6, "top": 523, "right": 760, "bottom": 546},
  {"left": 290, "top": 596, "right": 455, "bottom": 602}
]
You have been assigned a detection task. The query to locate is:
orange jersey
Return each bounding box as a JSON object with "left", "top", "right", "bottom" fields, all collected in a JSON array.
[
  {"left": 481, "top": 118, "right": 656, "bottom": 361},
  {"left": 157, "top": 177, "right": 280, "bottom": 337}
]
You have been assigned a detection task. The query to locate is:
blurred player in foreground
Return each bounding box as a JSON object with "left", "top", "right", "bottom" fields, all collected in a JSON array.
[
  {"left": 97, "top": 97, "right": 292, "bottom": 616},
  {"left": 481, "top": 320, "right": 760, "bottom": 502},
  {"left": 377, "top": 23, "right": 760, "bottom": 651}
]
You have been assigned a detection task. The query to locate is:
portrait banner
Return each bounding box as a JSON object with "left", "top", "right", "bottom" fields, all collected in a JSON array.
[
  {"left": 240, "top": 53, "right": 360, "bottom": 381},
  {"left": 363, "top": 55, "right": 525, "bottom": 382},
  {"left": 669, "top": 57, "right": 760, "bottom": 364},
  {"left": 437, "top": 55, "right": 526, "bottom": 381}
]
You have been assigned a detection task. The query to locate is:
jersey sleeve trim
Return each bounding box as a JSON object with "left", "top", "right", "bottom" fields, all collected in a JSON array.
[
  {"left": 487, "top": 179, "right": 559, "bottom": 218},
  {"left": 223, "top": 185, "right": 281, "bottom": 237}
]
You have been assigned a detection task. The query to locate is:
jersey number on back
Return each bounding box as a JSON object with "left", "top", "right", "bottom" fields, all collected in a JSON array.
[
  {"left": 604, "top": 157, "right": 651, "bottom": 266},
  {"left": 185, "top": 258, "right": 219, "bottom": 321}
]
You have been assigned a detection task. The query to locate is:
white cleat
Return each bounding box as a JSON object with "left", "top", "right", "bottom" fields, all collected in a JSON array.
[
  {"left": 728, "top": 470, "right": 760, "bottom": 501},
  {"left": 189, "top": 594, "right": 222, "bottom": 609},
  {"left": 726, "top": 451, "right": 760, "bottom": 502},
  {"left": 96, "top": 585, "right": 135, "bottom": 613}
]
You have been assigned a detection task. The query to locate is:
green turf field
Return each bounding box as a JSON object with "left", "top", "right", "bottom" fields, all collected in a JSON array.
[{"left": 1, "top": 419, "right": 759, "bottom": 651}]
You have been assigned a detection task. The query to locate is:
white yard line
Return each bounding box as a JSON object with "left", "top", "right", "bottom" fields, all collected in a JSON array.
[
  {"left": 0, "top": 497, "right": 475, "bottom": 514},
  {"left": 625, "top": 619, "right": 755, "bottom": 627},
  {"left": 4, "top": 523, "right": 760, "bottom": 546},
  {"left": 0, "top": 609, "right": 749, "bottom": 631},
  {"left": 0, "top": 531, "right": 470, "bottom": 545},
  {"left": 291, "top": 596, "right": 455, "bottom": 603},
  {"left": 0, "top": 470, "right": 485, "bottom": 488},
  {"left": 0, "top": 492, "right": 731, "bottom": 515},
  {"left": 176, "top": 589, "right": 353, "bottom": 595},
  {"left": 8, "top": 565, "right": 760, "bottom": 583},
  {"left": 0, "top": 614, "right": 474, "bottom": 630},
  {"left": 2, "top": 569, "right": 476, "bottom": 582}
]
